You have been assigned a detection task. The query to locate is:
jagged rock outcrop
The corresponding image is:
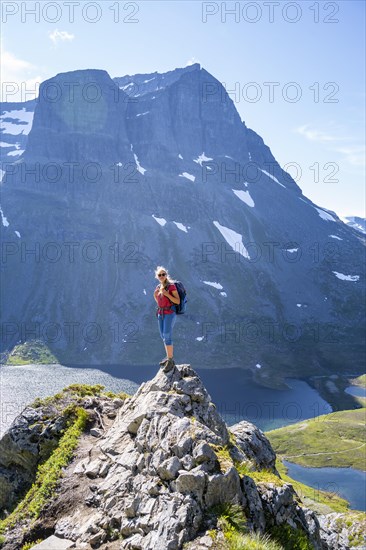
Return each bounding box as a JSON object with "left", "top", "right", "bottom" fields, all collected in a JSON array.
[
  {"left": 0, "top": 364, "right": 338, "bottom": 550},
  {"left": 229, "top": 420, "right": 276, "bottom": 471},
  {"left": 0, "top": 388, "right": 124, "bottom": 514},
  {"left": 317, "top": 513, "right": 366, "bottom": 550}
]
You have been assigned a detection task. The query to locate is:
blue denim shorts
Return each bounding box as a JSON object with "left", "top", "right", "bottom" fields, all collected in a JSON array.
[{"left": 157, "top": 312, "right": 177, "bottom": 345}]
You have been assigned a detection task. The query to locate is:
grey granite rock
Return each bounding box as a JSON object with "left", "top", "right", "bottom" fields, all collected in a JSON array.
[
  {"left": 30, "top": 535, "right": 75, "bottom": 549},
  {"left": 1, "top": 363, "right": 358, "bottom": 550},
  {"left": 230, "top": 420, "right": 277, "bottom": 472}
]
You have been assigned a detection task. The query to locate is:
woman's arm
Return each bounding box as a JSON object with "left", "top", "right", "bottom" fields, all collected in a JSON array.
[{"left": 153, "top": 287, "right": 159, "bottom": 304}]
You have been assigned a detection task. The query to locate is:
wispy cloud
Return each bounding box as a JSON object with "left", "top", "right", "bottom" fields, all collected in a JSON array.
[
  {"left": 295, "top": 124, "right": 347, "bottom": 143},
  {"left": 334, "top": 146, "right": 365, "bottom": 167},
  {"left": 48, "top": 29, "right": 75, "bottom": 45},
  {"left": 295, "top": 123, "right": 364, "bottom": 168},
  {"left": 0, "top": 47, "right": 43, "bottom": 102}
]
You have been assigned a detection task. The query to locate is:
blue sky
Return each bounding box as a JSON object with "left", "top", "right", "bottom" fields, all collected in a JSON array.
[{"left": 1, "top": 0, "right": 365, "bottom": 217}]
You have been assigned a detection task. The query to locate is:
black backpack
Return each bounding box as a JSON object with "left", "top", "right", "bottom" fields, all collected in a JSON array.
[{"left": 172, "top": 281, "right": 187, "bottom": 314}]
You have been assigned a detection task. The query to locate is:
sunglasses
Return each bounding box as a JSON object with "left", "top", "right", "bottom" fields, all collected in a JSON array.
[{"left": 158, "top": 273, "right": 166, "bottom": 277}]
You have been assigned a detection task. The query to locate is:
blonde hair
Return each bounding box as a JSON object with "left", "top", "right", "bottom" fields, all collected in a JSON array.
[{"left": 155, "top": 265, "right": 174, "bottom": 288}]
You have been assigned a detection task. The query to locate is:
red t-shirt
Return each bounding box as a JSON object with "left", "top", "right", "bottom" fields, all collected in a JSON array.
[{"left": 156, "top": 283, "right": 177, "bottom": 314}]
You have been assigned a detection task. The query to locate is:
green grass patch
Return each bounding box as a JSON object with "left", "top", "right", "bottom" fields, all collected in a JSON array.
[
  {"left": 211, "top": 445, "right": 282, "bottom": 487},
  {"left": 6, "top": 340, "right": 58, "bottom": 365},
  {"left": 0, "top": 406, "right": 89, "bottom": 534},
  {"left": 210, "top": 503, "right": 285, "bottom": 549},
  {"left": 101, "top": 390, "right": 130, "bottom": 400},
  {"left": 215, "top": 502, "right": 248, "bottom": 534},
  {"left": 223, "top": 531, "right": 284, "bottom": 550},
  {"left": 276, "top": 460, "right": 350, "bottom": 514},
  {"left": 29, "top": 384, "right": 130, "bottom": 411},
  {"left": 212, "top": 445, "right": 234, "bottom": 473},
  {"left": 21, "top": 539, "right": 43, "bottom": 550},
  {"left": 269, "top": 523, "right": 314, "bottom": 550},
  {"left": 63, "top": 383, "right": 105, "bottom": 397},
  {"left": 249, "top": 469, "right": 284, "bottom": 486},
  {"left": 234, "top": 460, "right": 253, "bottom": 477},
  {"left": 266, "top": 408, "right": 366, "bottom": 470},
  {"left": 350, "top": 374, "right": 366, "bottom": 388}
]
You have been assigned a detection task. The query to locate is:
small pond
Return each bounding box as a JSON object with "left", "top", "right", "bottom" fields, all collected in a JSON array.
[{"left": 283, "top": 460, "right": 366, "bottom": 511}]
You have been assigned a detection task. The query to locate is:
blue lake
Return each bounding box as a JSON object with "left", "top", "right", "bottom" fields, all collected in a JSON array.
[
  {"left": 345, "top": 385, "right": 366, "bottom": 398},
  {"left": 0, "top": 363, "right": 331, "bottom": 435},
  {"left": 283, "top": 460, "right": 366, "bottom": 512}
]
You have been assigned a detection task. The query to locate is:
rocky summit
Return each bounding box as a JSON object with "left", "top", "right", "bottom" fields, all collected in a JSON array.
[
  {"left": 0, "top": 63, "right": 365, "bottom": 375},
  {"left": 1, "top": 364, "right": 362, "bottom": 550}
]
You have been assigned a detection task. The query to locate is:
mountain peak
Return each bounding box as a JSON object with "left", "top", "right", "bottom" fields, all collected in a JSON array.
[{"left": 112, "top": 63, "right": 201, "bottom": 97}]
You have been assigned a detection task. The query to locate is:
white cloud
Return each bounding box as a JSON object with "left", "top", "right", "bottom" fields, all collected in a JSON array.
[
  {"left": 295, "top": 124, "right": 346, "bottom": 143},
  {"left": 0, "top": 47, "right": 43, "bottom": 102},
  {"left": 48, "top": 29, "right": 75, "bottom": 45},
  {"left": 296, "top": 124, "right": 365, "bottom": 168},
  {"left": 334, "top": 146, "right": 365, "bottom": 167},
  {"left": 1, "top": 49, "right": 34, "bottom": 72}
]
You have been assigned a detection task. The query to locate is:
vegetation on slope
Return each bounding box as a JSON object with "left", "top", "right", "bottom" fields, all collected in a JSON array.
[
  {"left": 266, "top": 408, "right": 366, "bottom": 470},
  {"left": 4, "top": 340, "right": 58, "bottom": 365}
]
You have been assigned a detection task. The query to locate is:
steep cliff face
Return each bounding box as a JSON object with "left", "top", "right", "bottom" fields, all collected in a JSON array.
[
  {"left": 24, "top": 70, "right": 131, "bottom": 166},
  {"left": 0, "top": 64, "right": 365, "bottom": 374},
  {"left": 0, "top": 364, "right": 332, "bottom": 550}
]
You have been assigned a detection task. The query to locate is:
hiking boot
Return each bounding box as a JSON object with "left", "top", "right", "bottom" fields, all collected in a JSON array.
[
  {"left": 159, "top": 357, "right": 169, "bottom": 366},
  {"left": 162, "top": 357, "right": 175, "bottom": 372}
]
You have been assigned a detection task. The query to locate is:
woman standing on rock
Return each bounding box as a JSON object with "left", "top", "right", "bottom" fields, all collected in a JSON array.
[{"left": 153, "top": 266, "right": 180, "bottom": 370}]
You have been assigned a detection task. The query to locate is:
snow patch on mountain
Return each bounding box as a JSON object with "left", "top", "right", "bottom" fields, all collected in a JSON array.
[
  {"left": 133, "top": 153, "right": 146, "bottom": 175},
  {"left": 152, "top": 215, "right": 167, "bottom": 226},
  {"left": 0, "top": 108, "right": 34, "bottom": 135},
  {"left": 173, "top": 222, "right": 189, "bottom": 233},
  {"left": 260, "top": 169, "right": 286, "bottom": 188},
  {"left": 342, "top": 216, "right": 366, "bottom": 235},
  {"left": 213, "top": 221, "right": 250, "bottom": 259},
  {"left": 232, "top": 189, "right": 255, "bottom": 207},
  {"left": 193, "top": 152, "right": 213, "bottom": 166},
  {"left": 332, "top": 271, "right": 360, "bottom": 282},
  {"left": 202, "top": 281, "right": 223, "bottom": 289},
  {"left": 315, "top": 207, "right": 337, "bottom": 222},
  {"left": 179, "top": 172, "right": 195, "bottom": 182},
  {"left": 0, "top": 205, "right": 9, "bottom": 227}
]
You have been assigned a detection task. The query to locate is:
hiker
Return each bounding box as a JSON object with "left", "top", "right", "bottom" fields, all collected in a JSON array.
[{"left": 153, "top": 266, "right": 180, "bottom": 369}]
